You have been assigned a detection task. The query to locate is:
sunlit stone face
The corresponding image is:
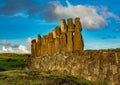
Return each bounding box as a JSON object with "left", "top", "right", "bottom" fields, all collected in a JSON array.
[{"left": 60, "top": 19, "right": 67, "bottom": 33}]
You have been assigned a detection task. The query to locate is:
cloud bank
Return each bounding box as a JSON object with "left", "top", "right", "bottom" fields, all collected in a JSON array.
[
  {"left": 0, "top": 40, "right": 19, "bottom": 48},
  {"left": 0, "top": 0, "right": 119, "bottom": 29},
  {"left": 0, "top": 39, "right": 30, "bottom": 54},
  {"left": 53, "top": 1, "right": 107, "bottom": 29},
  {"left": 0, "top": 45, "right": 30, "bottom": 54}
]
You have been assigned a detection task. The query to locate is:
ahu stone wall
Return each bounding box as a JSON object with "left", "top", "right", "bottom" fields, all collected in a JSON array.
[{"left": 28, "top": 49, "right": 120, "bottom": 85}]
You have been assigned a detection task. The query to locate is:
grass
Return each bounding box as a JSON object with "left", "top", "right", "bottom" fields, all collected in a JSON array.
[
  {"left": 0, "top": 54, "right": 27, "bottom": 71},
  {"left": 0, "top": 70, "right": 94, "bottom": 85},
  {"left": 0, "top": 69, "right": 106, "bottom": 85}
]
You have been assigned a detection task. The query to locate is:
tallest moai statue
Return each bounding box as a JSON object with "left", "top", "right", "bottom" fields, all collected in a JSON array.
[{"left": 74, "top": 17, "right": 84, "bottom": 51}]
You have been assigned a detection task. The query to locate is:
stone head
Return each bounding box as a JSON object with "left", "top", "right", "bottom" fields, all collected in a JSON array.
[
  {"left": 75, "top": 17, "right": 82, "bottom": 30},
  {"left": 67, "top": 18, "right": 74, "bottom": 32},
  {"left": 49, "top": 32, "right": 53, "bottom": 39},
  {"left": 31, "top": 39, "right": 36, "bottom": 44},
  {"left": 52, "top": 29, "right": 56, "bottom": 38},
  {"left": 60, "top": 19, "right": 67, "bottom": 33},
  {"left": 54, "top": 26, "right": 61, "bottom": 38},
  {"left": 37, "top": 34, "right": 41, "bottom": 42}
]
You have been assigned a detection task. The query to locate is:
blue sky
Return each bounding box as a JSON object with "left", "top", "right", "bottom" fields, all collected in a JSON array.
[{"left": 0, "top": 0, "right": 120, "bottom": 53}]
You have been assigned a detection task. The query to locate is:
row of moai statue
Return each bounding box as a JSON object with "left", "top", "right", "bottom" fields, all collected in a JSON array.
[{"left": 31, "top": 17, "right": 84, "bottom": 57}]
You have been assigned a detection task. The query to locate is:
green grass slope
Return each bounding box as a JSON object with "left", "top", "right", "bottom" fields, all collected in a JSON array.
[{"left": 0, "top": 53, "right": 28, "bottom": 71}]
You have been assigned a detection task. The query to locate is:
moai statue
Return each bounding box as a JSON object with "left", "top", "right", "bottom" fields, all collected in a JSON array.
[
  {"left": 52, "top": 29, "right": 56, "bottom": 39},
  {"left": 41, "top": 36, "right": 48, "bottom": 55},
  {"left": 52, "top": 29, "right": 56, "bottom": 53},
  {"left": 36, "top": 34, "right": 42, "bottom": 56},
  {"left": 60, "top": 19, "right": 67, "bottom": 51},
  {"left": 31, "top": 39, "right": 36, "bottom": 57},
  {"left": 48, "top": 32, "right": 54, "bottom": 55},
  {"left": 40, "top": 37, "right": 44, "bottom": 55},
  {"left": 54, "top": 26, "right": 61, "bottom": 52},
  {"left": 66, "top": 18, "right": 75, "bottom": 52},
  {"left": 74, "top": 17, "right": 84, "bottom": 51},
  {"left": 44, "top": 35, "right": 49, "bottom": 55}
]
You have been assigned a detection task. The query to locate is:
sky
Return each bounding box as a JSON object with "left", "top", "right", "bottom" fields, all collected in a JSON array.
[{"left": 0, "top": 0, "right": 120, "bottom": 53}]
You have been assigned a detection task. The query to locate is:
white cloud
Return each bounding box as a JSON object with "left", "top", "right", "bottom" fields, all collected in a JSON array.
[
  {"left": 12, "top": 13, "right": 29, "bottom": 18},
  {"left": 0, "top": 46, "right": 15, "bottom": 53},
  {"left": 51, "top": 0, "right": 120, "bottom": 29},
  {"left": 17, "top": 45, "right": 30, "bottom": 54},
  {"left": 100, "top": 7, "right": 120, "bottom": 21},
  {"left": 0, "top": 45, "right": 30, "bottom": 54},
  {"left": 8, "top": 47, "right": 14, "bottom": 53},
  {"left": 0, "top": 38, "right": 32, "bottom": 54},
  {"left": 1, "top": 46, "right": 8, "bottom": 53},
  {"left": 27, "top": 37, "right": 32, "bottom": 45}
]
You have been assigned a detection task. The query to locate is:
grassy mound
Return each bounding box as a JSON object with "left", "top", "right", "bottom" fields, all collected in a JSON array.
[{"left": 0, "top": 70, "right": 94, "bottom": 85}]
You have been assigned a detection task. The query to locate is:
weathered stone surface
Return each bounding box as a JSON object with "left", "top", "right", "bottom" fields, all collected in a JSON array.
[
  {"left": 75, "top": 17, "right": 82, "bottom": 30},
  {"left": 60, "top": 33, "right": 67, "bottom": 51},
  {"left": 48, "top": 32, "right": 54, "bottom": 55},
  {"left": 36, "top": 34, "right": 42, "bottom": 56},
  {"left": 115, "top": 50, "right": 120, "bottom": 64},
  {"left": 28, "top": 49, "right": 120, "bottom": 85},
  {"left": 44, "top": 35, "right": 49, "bottom": 54},
  {"left": 55, "top": 26, "right": 61, "bottom": 38},
  {"left": 59, "top": 19, "right": 67, "bottom": 51},
  {"left": 60, "top": 19, "right": 67, "bottom": 33},
  {"left": 52, "top": 29, "right": 56, "bottom": 39},
  {"left": 31, "top": 39, "right": 36, "bottom": 57},
  {"left": 66, "top": 31, "right": 74, "bottom": 52},
  {"left": 65, "top": 18, "right": 75, "bottom": 52},
  {"left": 74, "top": 17, "right": 84, "bottom": 51},
  {"left": 41, "top": 36, "right": 48, "bottom": 55},
  {"left": 54, "top": 27, "right": 61, "bottom": 52},
  {"left": 67, "top": 18, "right": 75, "bottom": 32}
]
